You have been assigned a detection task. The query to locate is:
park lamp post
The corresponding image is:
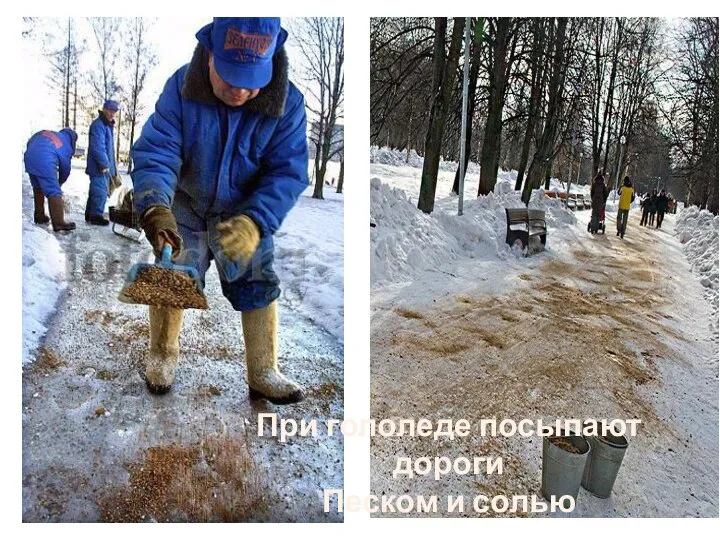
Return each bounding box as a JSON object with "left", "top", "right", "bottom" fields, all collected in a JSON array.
[
  {"left": 613, "top": 135, "right": 626, "bottom": 202},
  {"left": 577, "top": 151, "right": 583, "bottom": 185},
  {"left": 458, "top": 17, "right": 472, "bottom": 217}
]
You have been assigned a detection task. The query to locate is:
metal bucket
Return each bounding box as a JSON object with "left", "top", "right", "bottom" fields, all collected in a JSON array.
[
  {"left": 582, "top": 427, "right": 629, "bottom": 498},
  {"left": 542, "top": 432, "right": 590, "bottom": 510}
]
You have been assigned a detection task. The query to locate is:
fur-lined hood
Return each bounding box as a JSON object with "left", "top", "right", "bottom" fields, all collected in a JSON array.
[{"left": 180, "top": 43, "right": 289, "bottom": 118}]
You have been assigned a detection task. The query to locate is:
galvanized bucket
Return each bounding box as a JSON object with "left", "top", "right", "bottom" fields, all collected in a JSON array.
[
  {"left": 582, "top": 427, "right": 629, "bottom": 498},
  {"left": 542, "top": 433, "right": 590, "bottom": 510}
]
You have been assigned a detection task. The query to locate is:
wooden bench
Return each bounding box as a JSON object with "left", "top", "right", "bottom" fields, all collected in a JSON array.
[
  {"left": 577, "top": 194, "right": 591, "bottom": 210},
  {"left": 505, "top": 208, "right": 547, "bottom": 251}
]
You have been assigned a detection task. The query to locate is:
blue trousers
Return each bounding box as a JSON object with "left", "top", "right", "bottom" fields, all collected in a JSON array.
[
  {"left": 29, "top": 174, "right": 62, "bottom": 198},
  {"left": 85, "top": 174, "right": 109, "bottom": 217},
  {"left": 172, "top": 222, "right": 281, "bottom": 312}
]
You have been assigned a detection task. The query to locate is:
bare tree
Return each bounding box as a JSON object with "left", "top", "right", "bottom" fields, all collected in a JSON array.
[
  {"left": 124, "top": 17, "right": 158, "bottom": 173},
  {"left": 295, "top": 17, "right": 344, "bottom": 200},
  {"left": 370, "top": 18, "right": 436, "bottom": 149},
  {"left": 87, "top": 17, "right": 122, "bottom": 103},
  {"left": 417, "top": 17, "right": 465, "bottom": 213},
  {"left": 521, "top": 18, "right": 570, "bottom": 203},
  {"left": 41, "top": 18, "right": 82, "bottom": 128},
  {"left": 336, "top": 151, "right": 344, "bottom": 194},
  {"left": 477, "top": 17, "right": 524, "bottom": 195},
  {"left": 662, "top": 17, "right": 718, "bottom": 213}
]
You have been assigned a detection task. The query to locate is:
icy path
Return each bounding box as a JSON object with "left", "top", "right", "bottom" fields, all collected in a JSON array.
[
  {"left": 22, "top": 167, "right": 343, "bottom": 522},
  {"left": 371, "top": 209, "right": 718, "bottom": 517}
]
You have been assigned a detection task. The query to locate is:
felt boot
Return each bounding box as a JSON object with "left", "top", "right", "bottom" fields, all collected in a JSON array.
[
  {"left": 243, "top": 301, "right": 304, "bottom": 404},
  {"left": 33, "top": 188, "right": 49, "bottom": 224},
  {"left": 145, "top": 306, "right": 184, "bottom": 394},
  {"left": 48, "top": 196, "right": 76, "bottom": 232},
  {"left": 86, "top": 215, "right": 110, "bottom": 226}
]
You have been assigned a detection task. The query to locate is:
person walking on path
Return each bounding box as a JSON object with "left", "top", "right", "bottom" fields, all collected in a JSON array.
[
  {"left": 85, "top": 100, "right": 120, "bottom": 226},
  {"left": 589, "top": 172, "right": 608, "bottom": 234},
  {"left": 131, "top": 18, "right": 309, "bottom": 403},
  {"left": 656, "top": 189, "right": 669, "bottom": 229},
  {"left": 24, "top": 128, "right": 78, "bottom": 232},
  {"left": 648, "top": 189, "right": 658, "bottom": 227},
  {"left": 616, "top": 176, "right": 635, "bottom": 239},
  {"left": 640, "top": 192, "right": 651, "bottom": 226}
]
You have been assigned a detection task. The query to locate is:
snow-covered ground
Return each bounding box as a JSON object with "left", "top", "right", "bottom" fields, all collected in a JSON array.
[
  {"left": 22, "top": 160, "right": 344, "bottom": 522},
  {"left": 370, "top": 151, "right": 719, "bottom": 518},
  {"left": 21, "top": 192, "right": 67, "bottom": 364}
]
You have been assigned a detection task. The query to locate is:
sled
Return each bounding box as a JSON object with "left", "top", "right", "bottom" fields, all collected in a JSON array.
[{"left": 109, "top": 206, "right": 144, "bottom": 243}]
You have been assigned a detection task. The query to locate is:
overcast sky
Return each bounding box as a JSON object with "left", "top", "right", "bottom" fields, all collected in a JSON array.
[{"left": 22, "top": 17, "right": 311, "bottom": 141}]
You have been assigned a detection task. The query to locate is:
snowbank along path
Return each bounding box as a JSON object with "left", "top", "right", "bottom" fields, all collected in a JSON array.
[{"left": 22, "top": 165, "right": 344, "bottom": 522}]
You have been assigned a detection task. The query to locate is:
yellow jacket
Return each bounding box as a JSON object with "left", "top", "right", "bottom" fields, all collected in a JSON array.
[{"left": 618, "top": 186, "right": 635, "bottom": 211}]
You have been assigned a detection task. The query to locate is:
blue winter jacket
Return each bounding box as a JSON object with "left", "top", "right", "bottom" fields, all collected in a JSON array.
[
  {"left": 24, "top": 128, "right": 77, "bottom": 197},
  {"left": 85, "top": 112, "right": 116, "bottom": 176},
  {"left": 130, "top": 43, "right": 309, "bottom": 240}
]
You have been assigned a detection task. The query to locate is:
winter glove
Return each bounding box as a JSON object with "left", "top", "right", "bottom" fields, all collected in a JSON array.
[
  {"left": 216, "top": 214, "right": 260, "bottom": 263},
  {"left": 140, "top": 206, "right": 183, "bottom": 260}
]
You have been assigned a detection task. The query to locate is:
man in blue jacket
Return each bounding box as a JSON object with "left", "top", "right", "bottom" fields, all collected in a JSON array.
[
  {"left": 131, "top": 18, "right": 309, "bottom": 403},
  {"left": 85, "top": 99, "right": 119, "bottom": 225},
  {"left": 24, "top": 128, "right": 78, "bottom": 232}
]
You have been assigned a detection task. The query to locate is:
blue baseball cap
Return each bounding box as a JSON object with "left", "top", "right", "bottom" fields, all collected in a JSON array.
[
  {"left": 196, "top": 17, "right": 287, "bottom": 90},
  {"left": 103, "top": 99, "right": 119, "bottom": 111}
]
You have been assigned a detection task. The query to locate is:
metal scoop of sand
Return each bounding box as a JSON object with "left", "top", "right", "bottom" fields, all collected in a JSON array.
[{"left": 118, "top": 243, "right": 208, "bottom": 309}]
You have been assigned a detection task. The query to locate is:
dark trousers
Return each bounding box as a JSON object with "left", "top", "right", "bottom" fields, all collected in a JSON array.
[
  {"left": 657, "top": 211, "right": 665, "bottom": 228},
  {"left": 617, "top": 209, "right": 629, "bottom": 234},
  {"left": 640, "top": 208, "right": 649, "bottom": 226}
]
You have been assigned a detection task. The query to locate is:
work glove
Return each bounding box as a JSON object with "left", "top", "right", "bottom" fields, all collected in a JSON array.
[
  {"left": 140, "top": 206, "right": 183, "bottom": 260},
  {"left": 216, "top": 214, "right": 260, "bottom": 264},
  {"left": 100, "top": 168, "right": 110, "bottom": 174}
]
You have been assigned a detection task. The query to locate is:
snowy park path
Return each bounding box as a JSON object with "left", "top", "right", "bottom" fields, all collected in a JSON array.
[
  {"left": 22, "top": 168, "right": 344, "bottom": 522},
  {"left": 371, "top": 210, "right": 718, "bottom": 517}
]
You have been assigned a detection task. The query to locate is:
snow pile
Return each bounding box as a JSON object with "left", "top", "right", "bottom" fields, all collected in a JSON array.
[
  {"left": 370, "top": 146, "right": 424, "bottom": 168},
  {"left": 370, "top": 176, "right": 575, "bottom": 284},
  {"left": 369, "top": 145, "right": 481, "bottom": 175},
  {"left": 438, "top": 157, "right": 480, "bottom": 176},
  {"left": 22, "top": 220, "right": 67, "bottom": 364},
  {"left": 275, "top": 186, "right": 344, "bottom": 343},
  {"left": 675, "top": 206, "right": 719, "bottom": 317}
]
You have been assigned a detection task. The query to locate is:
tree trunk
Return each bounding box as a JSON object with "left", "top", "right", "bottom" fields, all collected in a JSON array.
[
  {"left": 418, "top": 18, "right": 465, "bottom": 213},
  {"left": 522, "top": 18, "right": 568, "bottom": 204},
  {"left": 72, "top": 76, "right": 77, "bottom": 131},
  {"left": 515, "top": 19, "right": 547, "bottom": 191},
  {"left": 64, "top": 19, "right": 70, "bottom": 128},
  {"left": 127, "top": 119, "right": 135, "bottom": 174},
  {"left": 116, "top": 108, "right": 121, "bottom": 167},
  {"left": 336, "top": 159, "right": 344, "bottom": 194},
  {"left": 312, "top": 142, "right": 324, "bottom": 199},
  {"left": 478, "top": 18, "right": 513, "bottom": 196}
]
